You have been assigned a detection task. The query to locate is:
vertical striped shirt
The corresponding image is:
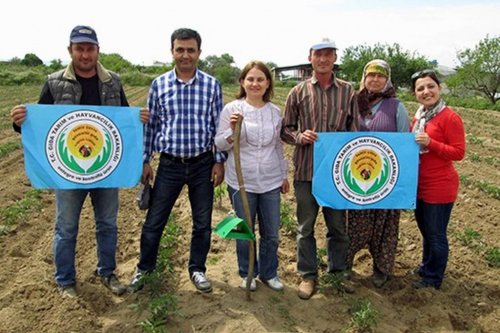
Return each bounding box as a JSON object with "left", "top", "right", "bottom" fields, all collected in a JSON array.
[
  {"left": 143, "top": 68, "right": 224, "bottom": 163},
  {"left": 281, "top": 73, "right": 359, "bottom": 181}
]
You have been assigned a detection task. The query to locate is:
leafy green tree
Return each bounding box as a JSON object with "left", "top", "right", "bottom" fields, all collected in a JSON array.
[
  {"left": 8, "top": 57, "right": 22, "bottom": 65},
  {"left": 453, "top": 35, "right": 499, "bottom": 104},
  {"left": 202, "top": 53, "right": 240, "bottom": 84},
  {"left": 266, "top": 62, "right": 278, "bottom": 70},
  {"left": 48, "top": 59, "right": 64, "bottom": 71},
  {"left": 20, "top": 53, "right": 43, "bottom": 67},
  {"left": 339, "top": 43, "right": 431, "bottom": 89},
  {"left": 99, "top": 53, "right": 134, "bottom": 73}
]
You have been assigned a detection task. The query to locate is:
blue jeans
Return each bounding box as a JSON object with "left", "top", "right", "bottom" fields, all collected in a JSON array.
[
  {"left": 414, "top": 199, "right": 454, "bottom": 287},
  {"left": 138, "top": 153, "right": 214, "bottom": 275},
  {"left": 54, "top": 188, "right": 119, "bottom": 287},
  {"left": 228, "top": 186, "right": 281, "bottom": 280},
  {"left": 294, "top": 181, "right": 348, "bottom": 280}
]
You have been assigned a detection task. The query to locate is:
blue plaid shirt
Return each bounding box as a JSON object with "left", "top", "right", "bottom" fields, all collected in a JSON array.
[{"left": 143, "top": 68, "right": 225, "bottom": 163}]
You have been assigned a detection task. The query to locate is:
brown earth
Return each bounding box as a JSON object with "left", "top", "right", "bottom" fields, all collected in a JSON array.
[{"left": 0, "top": 98, "right": 499, "bottom": 332}]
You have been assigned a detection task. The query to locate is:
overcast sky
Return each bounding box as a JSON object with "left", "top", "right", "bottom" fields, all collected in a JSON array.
[{"left": 1, "top": 0, "right": 498, "bottom": 68}]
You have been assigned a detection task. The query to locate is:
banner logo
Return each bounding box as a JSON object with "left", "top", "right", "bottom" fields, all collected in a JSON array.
[
  {"left": 333, "top": 136, "right": 399, "bottom": 204},
  {"left": 45, "top": 110, "right": 122, "bottom": 184}
]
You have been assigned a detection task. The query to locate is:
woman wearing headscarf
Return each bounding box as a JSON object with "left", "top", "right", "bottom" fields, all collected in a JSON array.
[
  {"left": 346, "top": 59, "right": 410, "bottom": 288},
  {"left": 410, "top": 70, "right": 465, "bottom": 289}
]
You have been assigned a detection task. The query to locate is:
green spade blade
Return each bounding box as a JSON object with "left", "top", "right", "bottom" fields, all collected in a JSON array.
[{"left": 214, "top": 215, "right": 255, "bottom": 241}]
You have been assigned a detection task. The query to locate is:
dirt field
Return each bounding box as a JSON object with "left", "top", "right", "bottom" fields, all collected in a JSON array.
[{"left": 0, "top": 86, "right": 498, "bottom": 332}]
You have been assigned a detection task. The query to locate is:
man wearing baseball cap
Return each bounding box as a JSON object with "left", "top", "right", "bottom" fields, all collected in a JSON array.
[
  {"left": 10, "top": 25, "right": 149, "bottom": 298},
  {"left": 281, "top": 37, "right": 359, "bottom": 300},
  {"left": 69, "top": 25, "right": 99, "bottom": 44}
]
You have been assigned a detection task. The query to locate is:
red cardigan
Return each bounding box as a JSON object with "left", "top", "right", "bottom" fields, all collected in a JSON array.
[{"left": 412, "top": 106, "right": 466, "bottom": 203}]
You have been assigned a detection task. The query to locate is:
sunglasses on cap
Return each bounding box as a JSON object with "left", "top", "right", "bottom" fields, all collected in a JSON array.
[{"left": 411, "top": 69, "right": 436, "bottom": 80}]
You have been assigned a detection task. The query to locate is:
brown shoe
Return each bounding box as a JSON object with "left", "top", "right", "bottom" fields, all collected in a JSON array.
[{"left": 298, "top": 279, "right": 315, "bottom": 300}]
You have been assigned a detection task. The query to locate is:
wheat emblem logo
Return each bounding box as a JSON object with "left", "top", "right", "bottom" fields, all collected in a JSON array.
[
  {"left": 46, "top": 110, "right": 122, "bottom": 184},
  {"left": 333, "top": 136, "right": 398, "bottom": 205}
]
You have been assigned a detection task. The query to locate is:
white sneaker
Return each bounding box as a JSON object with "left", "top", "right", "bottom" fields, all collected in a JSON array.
[
  {"left": 240, "top": 277, "right": 257, "bottom": 291},
  {"left": 191, "top": 271, "right": 212, "bottom": 293},
  {"left": 127, "top": 268, "right": 146, "bottom": 293},
  {"left": 262, "top": 276, "right": 284, "bottom": 291}
]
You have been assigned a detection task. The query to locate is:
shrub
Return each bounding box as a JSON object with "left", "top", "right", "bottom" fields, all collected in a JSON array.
[{"left": 121, "top": 71, "right": 155, "bottom": 86}]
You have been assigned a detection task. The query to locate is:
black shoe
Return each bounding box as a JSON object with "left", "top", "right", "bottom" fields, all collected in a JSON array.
[
  {"left": 412, "top": 265, "right": 424, "bottom": 277},
  {"left": 101, "top": 273, "right": 126, "bottom": 296},
  {"left": 412, "top": 280, "right": 440, "bottom": 290},
  {"left": 127, "top": 268, "right": 146, "bottom": 293},
  {"left": 372, "top": 272, "right": 388, "bottom": 288}
]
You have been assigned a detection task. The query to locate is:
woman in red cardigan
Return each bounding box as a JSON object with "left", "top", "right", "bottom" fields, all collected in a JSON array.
[{"left": 411, "top": 70, "right": 466, "bottom": 289}]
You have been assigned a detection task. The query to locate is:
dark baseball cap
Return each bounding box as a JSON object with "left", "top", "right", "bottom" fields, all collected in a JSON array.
[{"left": 70, "top": 25, "right": 99, "bottom": 45}]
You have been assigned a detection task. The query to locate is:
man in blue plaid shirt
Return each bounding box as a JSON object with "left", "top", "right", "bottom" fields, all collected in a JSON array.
[{"left": 129, "top": 28, "right": 225, "bottom": 293}]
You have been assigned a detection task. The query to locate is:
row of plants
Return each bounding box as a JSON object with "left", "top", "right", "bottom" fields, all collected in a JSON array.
[
  {"left": 455, "top": 227, "right": 500, "bottom": 268},
  {"left": 0, "top": 189, "right": 43, "bottom": 235},
  {"left": 398, "top": 90, "right": 500, "bottom": 111},
  {"left": 135, "top": 212, "right": 181, "bottom": 332}
]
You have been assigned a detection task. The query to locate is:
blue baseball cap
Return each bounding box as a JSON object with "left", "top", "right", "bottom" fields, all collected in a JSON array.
[
  {"left": 70, "top": 25, "right": 99, "bottom": 45},
  {"left": 311, "top": 38, "right": 337, "bottom": 50}
]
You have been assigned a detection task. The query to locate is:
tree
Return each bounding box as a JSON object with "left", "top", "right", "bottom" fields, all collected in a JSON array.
[
  {"left": 454, "top": 35, "right": 500, "bottom": 104},
  {"left": 99, "top": 53, "right": 134, "bottom": 73},
  {"left": 48, "top": 59, "right": 64, "bottom": 71},
  {"left": 201, "top": 53, "right": 240, "bottom": 84},
  {"left": 20, "top": 53, "right": 43, "bottom": 67},
  {"left": 8, "top": 57, "right": 22, "bottom": 65},
  {"left": 339, "top": 43, "right": 431, "bottom": 89},
  {"left": 266, "top": 62, "right": 278, "bottom": 70}
]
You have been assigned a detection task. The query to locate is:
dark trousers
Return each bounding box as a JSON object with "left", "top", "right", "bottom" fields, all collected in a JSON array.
[
  {"left": 415, "top": 199, "right": 454, "bottom": 287},
  {"left": 138, "top": 153, "right": 214, "bottom": 275},
  {"left": 294, "top": 181, "right": 348, "bottom": 280}
]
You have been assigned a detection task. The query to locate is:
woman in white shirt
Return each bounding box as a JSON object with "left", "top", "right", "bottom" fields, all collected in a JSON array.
[{"left": 215, "top": 60, "right": 289, "bottom": 291}]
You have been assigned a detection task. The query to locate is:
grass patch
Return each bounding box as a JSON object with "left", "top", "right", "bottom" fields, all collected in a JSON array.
[
  {"left": 318, "top": 271, "right": 350, "bottom": 296},
  {"left": 213, "top": 183, "right": 228, "bottom": 209},
  {"left": 0, "top": 140, "right": 21, "bottom": 158},
  {"left": 0, "top": 189, "right": 43, "bottom": 235},
  {"left": 454, "top": 228, "right": 500, "bottom": 267},
  {"left": 483, "top": 156, "right": 500, "bottom": 167},
  {"left": 466, "top": 133, "right": 484, "bottom": 145},
  {"left": 455, "top": 228, "right": 481, "bottom": 247},
  {"left": 280, "top": 201, "right": 297, "bottom": 235},
  {"left": 468, "top": 152, "right": 481, "bottom": 162},
  {"left": 207, "top": 255, "right": 220, "bottom": 265},
  {"left": 455, "top": 227, "right": 486, "bottom": 253},
  {"left": 269, "top": 295, "right": 297, "bottom": 332},
  {"left": 460, "top": 175, "right": 500, "bottom": 200},
  {"left": 347, "top": 298, "right": 379, "bottom": 333},
  {"left": 317, "top": 247, "right": 327, "bottom": 267},
  {"left": 484, "top": 246, "right": 500, "bottom": 268}
]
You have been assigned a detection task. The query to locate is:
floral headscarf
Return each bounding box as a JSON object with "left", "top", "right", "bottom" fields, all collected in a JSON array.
[{"left": 357, "top": 59, "right": 396, "bottom": 116}]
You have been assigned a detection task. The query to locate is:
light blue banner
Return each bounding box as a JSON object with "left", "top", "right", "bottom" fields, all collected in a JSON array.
[
  {"left": 22, "top": 104, "right": 143, "bottom": 189},
  {"left": 313, "top": 132, "right": 419, "bottom": 209}
]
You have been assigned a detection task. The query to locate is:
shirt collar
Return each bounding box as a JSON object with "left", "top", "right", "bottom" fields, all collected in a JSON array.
[
  {"left": 311, "top": 71, "right": 339, "bottom": 88},
  {"left": 171, "top": 68, "right": 199, "bottom": 85}
]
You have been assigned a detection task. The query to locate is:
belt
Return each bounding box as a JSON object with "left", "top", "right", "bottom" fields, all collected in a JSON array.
[{"left": 160, "top": 151, "right": 212, "bottom": 164}]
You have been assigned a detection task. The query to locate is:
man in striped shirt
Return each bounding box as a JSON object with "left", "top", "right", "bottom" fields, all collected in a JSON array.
[
  {"left": 129, "top": 28, "right": 225, "bottom": 293},
  {"left": 281, "top": 38, "right": 359, "bottom": 300}
]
